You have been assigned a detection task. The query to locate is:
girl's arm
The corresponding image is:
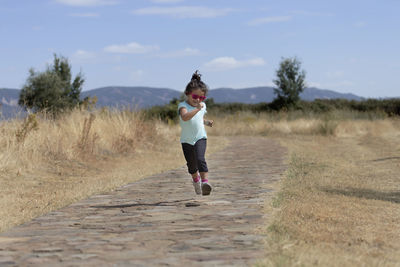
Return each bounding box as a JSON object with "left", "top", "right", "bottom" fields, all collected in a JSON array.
[{"left": 179, "top": 103, "right": 203, "bottom": 121}]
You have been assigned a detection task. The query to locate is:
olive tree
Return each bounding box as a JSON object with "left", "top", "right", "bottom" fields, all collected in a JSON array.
[{"left": 19, "top": 54, "right": 84, "bottom": 114}]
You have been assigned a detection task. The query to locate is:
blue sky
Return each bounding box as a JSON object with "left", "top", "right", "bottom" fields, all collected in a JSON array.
[{"left": 1, "top": 0, "right": 399, "bottom": 98}]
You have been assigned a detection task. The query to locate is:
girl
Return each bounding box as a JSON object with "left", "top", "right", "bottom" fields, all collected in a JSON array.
[{"left": 178, "top": 71, "right": 214, "bottom": 196}]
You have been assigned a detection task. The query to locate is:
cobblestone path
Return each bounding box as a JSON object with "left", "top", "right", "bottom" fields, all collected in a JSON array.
[{"left": 0, "top": 137, "right": 287, "bottom": 266}]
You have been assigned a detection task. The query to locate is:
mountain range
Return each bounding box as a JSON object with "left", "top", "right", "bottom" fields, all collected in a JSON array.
[{"left": 1, "top": 86, "right": 363, "bottom": 119}]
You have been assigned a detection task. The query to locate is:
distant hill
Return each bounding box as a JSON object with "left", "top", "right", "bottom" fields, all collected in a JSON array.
[
  {"left": 1, "top": 86, "right": 364, "bottom": 119},
  {"left": 82, "top": 86, "right": 363, "bottom": 107},
  {"left": 81, "top": 86, "right": 181, "bottom": 108},
  {"left": 209, "top": 87, "right": 363, "bottom": 103},
  {"left": 301, "top": 87, "right": 363, "bottom": 101}
]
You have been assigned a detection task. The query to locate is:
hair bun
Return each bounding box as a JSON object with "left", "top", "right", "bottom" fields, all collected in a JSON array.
[
  {"left": 185, "top": 70, "right": 208, "bottom": 95},
  {"left": 191, "top": 70, "right": 202, "bottom": 81}
]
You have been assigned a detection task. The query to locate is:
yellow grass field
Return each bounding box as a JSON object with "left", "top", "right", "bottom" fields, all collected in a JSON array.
[
  {"left": 204, "top": 111, "right": 400, "bottom": 266},
  {"left": 1, "top": 109, "right": 399, "bottom": 266},
  {"left": 263, "top": 124, "right": 400, "bottom": 266},
  {"left": 263, "top": 133, "right": 400, "bottom": 267},
  {"left": 0, "top": 109, "right": 228, "bottom": 232},
  {"left": 209, "top": 113, "right": 400, "bottom": 267}
]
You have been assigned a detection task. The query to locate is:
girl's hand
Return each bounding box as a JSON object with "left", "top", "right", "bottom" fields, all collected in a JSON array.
[{"left": 206, "top": 120, "right": 214, "bottom": 127}]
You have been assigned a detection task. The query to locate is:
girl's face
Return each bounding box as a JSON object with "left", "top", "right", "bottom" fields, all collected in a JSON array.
[{"left": 187, "top": 88, "right": 206, "bottom": 107}]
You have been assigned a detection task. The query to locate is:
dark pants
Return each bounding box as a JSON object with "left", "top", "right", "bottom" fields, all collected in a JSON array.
[{"left": 181, "top": 138, "right": 208, "bottom": 174}]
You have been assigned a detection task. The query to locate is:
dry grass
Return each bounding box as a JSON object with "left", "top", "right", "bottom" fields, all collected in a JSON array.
[
  {"left": 208, "top": 111, "right": 400, "bottom": 266},
  {"left": 207, "top": 111, "right": 338, "bottom": 136},
  {"left": 0, "top": 108, "right": 228, "bottom": 233},
  {"left": 2, "top": 107, "right": 400, "bottom": 266}
]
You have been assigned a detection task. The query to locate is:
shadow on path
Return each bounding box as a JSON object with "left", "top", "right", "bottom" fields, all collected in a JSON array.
[
  {"left": 371, "top": 156, "right": 400, "bottom": 162},
  {"left": 321, "top": 186, "right": 400, "bottom": 203}
]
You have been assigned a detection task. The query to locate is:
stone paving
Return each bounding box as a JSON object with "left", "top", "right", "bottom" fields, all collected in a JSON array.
[{"left": 0, "top": 137, "right": 287, "bottom": 266}]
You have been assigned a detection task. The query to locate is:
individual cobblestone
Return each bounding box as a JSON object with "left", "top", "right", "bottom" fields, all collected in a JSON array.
[{"left": 0, "top": 137, "right": 287, "bottom": 266}]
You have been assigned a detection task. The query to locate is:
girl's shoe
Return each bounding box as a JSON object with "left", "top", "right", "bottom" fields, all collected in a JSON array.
[
  {"left": 192, "top": 180, "right": 202, "bottom": 195},
  {"left": 201, "top": 182, "right": 212, "bottom": 196}
]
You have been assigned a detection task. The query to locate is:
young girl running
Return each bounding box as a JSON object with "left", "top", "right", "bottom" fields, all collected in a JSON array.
[{"left": 178, "top": 71, "right": 214, "bottom": 196}]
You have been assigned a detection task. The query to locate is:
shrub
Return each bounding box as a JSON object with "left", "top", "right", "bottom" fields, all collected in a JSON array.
[{"left": 19, "top": 54, "right": 84, "bottom": 116}]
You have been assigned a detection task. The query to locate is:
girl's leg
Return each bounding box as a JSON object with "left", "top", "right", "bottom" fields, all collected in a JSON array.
[
  {"left": 194, "top": 139, "right": 212, "bottom": 195},
  {"left": 181, "top": 143, "right": 199, "bottom": 181},
  {"left": 199, "top": 172, "right": 208, "bottom": 181},
  {"left": 194, "top": 139, "right": 208, "bottom": 176},
  {"left": 191, "top": 172, "right": 200, "bottom": 181},
  {"left": 182, "top": 143, "right": 202, "bottom": 195}
]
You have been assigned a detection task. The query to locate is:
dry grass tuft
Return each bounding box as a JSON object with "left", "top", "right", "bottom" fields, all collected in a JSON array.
[
  {"left": 15, "top": 114, "right": 39, "bottom": 143},
  {"left": 76, "top": 113, "right": 98, "bottom": 156}
]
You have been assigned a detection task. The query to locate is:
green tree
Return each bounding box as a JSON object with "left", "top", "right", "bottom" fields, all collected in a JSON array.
[
  {"left": 19, "top": 54, "right": 84, "bottom": 114},
  {"left": 272, "top": 57, "right": 306, "bottom": 109}
]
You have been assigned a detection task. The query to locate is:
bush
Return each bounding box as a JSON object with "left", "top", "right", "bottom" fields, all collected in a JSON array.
[
  {"left": 144, "top": 98, "right": 180, "bottom": 123},
  {"left": 19, "top": 54, "right": 84, "bottom": 116}
]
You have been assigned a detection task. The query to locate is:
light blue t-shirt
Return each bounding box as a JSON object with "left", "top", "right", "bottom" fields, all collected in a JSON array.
[{"left": 178, "top": 101, "right": 207, "bottom": 145}]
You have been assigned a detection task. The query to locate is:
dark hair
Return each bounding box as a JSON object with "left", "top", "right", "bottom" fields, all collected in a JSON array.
[{"left": 185, "top": 70, "right": 209, "bottom": 95}]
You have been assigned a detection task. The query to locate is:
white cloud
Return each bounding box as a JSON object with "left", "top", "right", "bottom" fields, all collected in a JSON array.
[
  {"left": 248, "top": 16, "right": 292, "bottom": 26},
  {"left": 204, "top": 57, "right": 265, "bottom": 71},
  {"left": 104, "top": 42, "right": 160, "bottom": 54},
  {"left": 55, "top": 0, "right": 118, "bottom": 7},
  {"left": 72, "top": 49, "right": 97, "bottom": 61},
  {"left": 158, "top": 47, "right": 200, "bottom": 58},
  {"left": 69, "top": 12, "right": 100, "bottom": 17},
  {"left": 132, "top": 6, "right": 234, "bottom": 18}
]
